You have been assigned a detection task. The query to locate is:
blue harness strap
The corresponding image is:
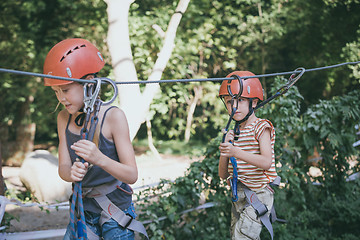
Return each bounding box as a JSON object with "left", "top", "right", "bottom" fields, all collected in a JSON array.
[
  {"left": 69, "top": 127, "right": 92, "bottom": 239},
  {"left": 229, "top": 157, "right": 238, "bottom": 202},
  {"left": 224, "top": 120, "right": 241, "bottom": 202},
  {"left": 70, "top": 179, "right": 87, "bottom": 239}
]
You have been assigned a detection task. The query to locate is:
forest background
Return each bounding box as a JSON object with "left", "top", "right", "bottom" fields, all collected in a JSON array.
[{"left": 0, "top": 0, "right": 360, "bottom": 239}]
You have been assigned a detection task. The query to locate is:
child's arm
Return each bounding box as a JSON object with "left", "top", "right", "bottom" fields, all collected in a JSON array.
[
  {"left": 71, "top": 108, "right": 138, "bottom": 184},
  {"left": 57, "top": 110, "right": 89, "bottom": 183},
  {"left": 219, "top": 128, "right": 272, "bottom": 170},
  {"left": 218, "top": 156, "right": 230, "bottom": 179}
]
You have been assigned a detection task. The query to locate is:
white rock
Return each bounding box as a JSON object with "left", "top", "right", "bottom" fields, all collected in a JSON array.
[{"left": 19, "top": 150, "right": 72, "bottom": 203}]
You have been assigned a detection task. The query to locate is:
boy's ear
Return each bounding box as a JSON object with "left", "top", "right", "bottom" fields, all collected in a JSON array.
[{"left": 252, "top": 99, "right": 258, "bottom": 108}]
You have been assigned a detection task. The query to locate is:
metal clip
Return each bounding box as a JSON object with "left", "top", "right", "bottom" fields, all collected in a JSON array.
[
  {"left": 227, "top": 74, "right": 244, "bottom": 99},
  {"left": 83, "top": 78, "right": 102, "bottom": 114},
  {"left": 97, "top": 77, "right": 118, "bottom": 106},
  {"left": 276, "top": 67, "right": 305, "bottom": 97},
  {"left": 288, "top": 67, "right": 305, "bottom": 88}
]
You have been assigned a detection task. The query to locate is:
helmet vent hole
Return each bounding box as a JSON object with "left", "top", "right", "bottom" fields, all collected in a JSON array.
[{"left": 59, "top": 44, "right": 87, "bottom": 62}]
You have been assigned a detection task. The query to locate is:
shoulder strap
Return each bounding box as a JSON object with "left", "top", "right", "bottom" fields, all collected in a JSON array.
[
  {"left": 66, "top": 114, "right": 72, "bottom": 130},
  {"left": 100, "top": 106, "right": 117, "bottom": 129},
  {"left": 93, "top": 106, "right": 117, "bottom": 147}
]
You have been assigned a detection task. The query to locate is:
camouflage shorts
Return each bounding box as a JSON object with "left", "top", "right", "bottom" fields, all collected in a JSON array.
[{"left": 230, "top": 185, "right": 274, "bottom": 240}]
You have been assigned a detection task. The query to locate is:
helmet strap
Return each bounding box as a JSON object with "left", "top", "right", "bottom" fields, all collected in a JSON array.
[
  {"left": 232, "top": 98, "right": 254, "bottom": 125},
  {"left": 234, "top": 121, "right": 241, "bottom": 141},
  {"left": 75, "top": 110, "right": 85, "bottom": 127}
]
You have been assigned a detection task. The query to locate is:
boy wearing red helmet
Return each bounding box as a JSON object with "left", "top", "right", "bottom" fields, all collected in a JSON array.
[
  {"left": 43, "top": 39, "right": 144, "bottom": 239},
  {"left": 218, "top": 71, "right": 278, "bottom": 240}
]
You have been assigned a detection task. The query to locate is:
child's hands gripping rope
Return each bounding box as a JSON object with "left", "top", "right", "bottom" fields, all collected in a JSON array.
[
  {"left": 71, "top": 139, "right": 103, "bottom": 166},
  {"left": 70, "top": 160, "right": 89, "bottom": 182},
  {"left": 219, "top": 130, "right": 236, "bottom": 158}
]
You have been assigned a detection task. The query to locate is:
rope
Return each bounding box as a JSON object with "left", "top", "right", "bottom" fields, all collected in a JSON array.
[
  {"left": 70, "top": 181, "right": 87, "bottom": 239},
  {"left": 0, "top": 61, "right": 359, "bottom": 85}
]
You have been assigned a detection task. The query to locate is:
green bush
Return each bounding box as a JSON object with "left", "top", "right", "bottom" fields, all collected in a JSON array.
[{"left": 135, "top": 78, "right": 360, "bottom": 239}]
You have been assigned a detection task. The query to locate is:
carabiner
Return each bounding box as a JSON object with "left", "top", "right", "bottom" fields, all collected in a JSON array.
[
  {"left": 276, "top": 67, "right": 305, "bottom": 95},
  {"left": 97, "top": 77, "right": 118, "bottom": 106},
  {"left": 227, "top": 74, "right": 244, "bottom": 99},
  {"left": 286, "top": 67, "right": 305, "bottom": 91},
  {"left": 83, "top": 78, "right": 102, "bottom": 113}
]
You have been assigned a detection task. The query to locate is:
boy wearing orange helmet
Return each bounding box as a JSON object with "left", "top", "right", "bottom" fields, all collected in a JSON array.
[
  {"left": 218, "top": 71, "right": 278, "bottom": 240},
  {"left": 43, "top": 38, "right": 146, "bottom": 239}
]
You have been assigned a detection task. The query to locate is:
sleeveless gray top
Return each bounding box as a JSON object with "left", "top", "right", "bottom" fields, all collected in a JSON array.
[{"left": 66, "top": 106, "right": 132, "bottom": 213}]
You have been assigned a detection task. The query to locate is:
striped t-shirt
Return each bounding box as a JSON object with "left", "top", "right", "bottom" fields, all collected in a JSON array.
[{"left": 228, "top": 118, "right": 277, "bottom": 191}]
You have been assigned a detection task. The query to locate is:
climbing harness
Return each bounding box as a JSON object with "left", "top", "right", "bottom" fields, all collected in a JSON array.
[
  {"left": 220, "top": 68, "right": 304, "bottom": 239},
  {"left": 69, "top": 77, "right": 118, "bottom": 240},
  {"left": 235, "top": 177, "right": 282, "bottom": 240},
  {"left": 82, "top": 180, "right": 149, "bottom": 239}
]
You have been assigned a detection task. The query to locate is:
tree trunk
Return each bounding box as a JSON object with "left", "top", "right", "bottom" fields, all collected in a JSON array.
[
  {"left": 3, "top": 97, "right": 35, "bottom": 166},
  {"left": 146, "top": 118, "right": 162, "bottom": 160},
  {"left": 105, "top": 0, "right": 190, "bottom": 141},
  {"left": 184, "top": 85, "right": 202, "bottom": 142}
]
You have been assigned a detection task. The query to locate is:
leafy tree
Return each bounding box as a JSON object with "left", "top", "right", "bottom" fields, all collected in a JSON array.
[
  {"left": 141, "top": 0, "right": 360, "bottom": 142},
  {"left": 1, "top": 0, "right": 359, "bottom": 164},
  {"left": 0, "top": 0, "right": 109, "bottom": 163},
  {"left": 270, "top": 0, "right": 360, "bottom": 106},
  {"left": 142, "top": 0, "right": 290, "bottom": 141}
]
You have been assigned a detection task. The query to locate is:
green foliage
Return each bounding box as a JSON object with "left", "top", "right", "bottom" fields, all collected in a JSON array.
[
  {"left": 146, "top": 81, "right": 227, "bottom": 141},
  {"left": 273, "top": 0, "right": 360, "bottom": 104},
  {"left": 274, "top": 180, "right": 360, "bottom": 240},
  {"left": 136, "top": 135, "right": 232, "bottom": 239},
  {"left": 0, "top": 212, "right": 19, "bottom": 233},
  {"left": 0, "top": 0, "right": 110, "bottom": 161},
  {"left": 135, "top": 78, "right": 360, "bottom": 239},
  {"left": 1, "top": 0, "right": 360, "bottom": 159},
  {"left": 131, "top": 0, "right": 360, "bottom": 142},
  {"left": 299, "top": 90, "right": 360, "bottom": 188}
]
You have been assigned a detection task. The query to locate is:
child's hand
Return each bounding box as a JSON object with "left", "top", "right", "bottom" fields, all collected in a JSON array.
[
  {"left": 219, "top": 142, "right": 235, "bottom": 158},
  {"left": 71, "top": 139, "right": 103, "bottom": 166},
  {"left": 224, "top": 130, "right": 234, "bottom": 143},
  {"left": 70, "top": 160, "right": 89, "bottom": 182}
]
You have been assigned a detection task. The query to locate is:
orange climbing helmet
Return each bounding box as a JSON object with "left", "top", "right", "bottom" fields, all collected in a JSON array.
[
  {"left": 219, "top": 71, "right": 264, "bottom": 101},
  {"left": 43, "top": 38, "right": 105, "bottom": 86}
]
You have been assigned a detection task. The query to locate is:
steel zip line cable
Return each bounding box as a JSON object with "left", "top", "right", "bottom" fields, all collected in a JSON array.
[{"left": 0, "top": 61, "right": 359, "bottom": 85}]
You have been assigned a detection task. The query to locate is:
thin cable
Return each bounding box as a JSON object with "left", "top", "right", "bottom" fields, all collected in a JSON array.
[
  {"left": 0, "top": 68, "right": 93, "bottom": 84},
  {"left": 0, "top": 61, "right": 359, "bottom": 85}
]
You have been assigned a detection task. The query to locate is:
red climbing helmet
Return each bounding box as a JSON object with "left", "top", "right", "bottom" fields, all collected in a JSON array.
[
  {"left": 43, "top": 38, "right": 105, "bottom": 86},
  {"left": 219, "top": 71, "right": 264, "bottom": 101}
]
